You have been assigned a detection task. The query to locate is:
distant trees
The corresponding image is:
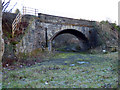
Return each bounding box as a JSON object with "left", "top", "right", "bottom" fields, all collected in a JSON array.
[
  {"left": 100, "top": 20, "right": 109, "bottom": 24},
  {"left": 100, "top": 20, "right": 120, "bottom": 31},
  {"left": 14, "top": 9, "right": 20, "bottom": 14}
]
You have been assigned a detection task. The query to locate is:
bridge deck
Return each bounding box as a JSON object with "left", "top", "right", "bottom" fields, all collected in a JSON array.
[
  {"left": 37, "top": 19, "right": 94, "bottom": 27},
  {"left": 38, "top": 13, "right": 95, "bottom": 28}
]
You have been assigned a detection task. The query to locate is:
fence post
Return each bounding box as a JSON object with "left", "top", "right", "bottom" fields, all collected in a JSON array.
[
  {"left": 35, "top": 9, "right": 36, "bottom": 16},
  {"left": 22, "top": 6, "right": 38, "bottom": 16},
  {"left": 23, "top": 6, "right": 24, "bottom": 15}
]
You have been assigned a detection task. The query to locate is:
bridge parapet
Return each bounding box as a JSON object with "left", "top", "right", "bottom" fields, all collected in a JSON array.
[{"left": 38, "top": 13, "right": 95, "bottom": 27}]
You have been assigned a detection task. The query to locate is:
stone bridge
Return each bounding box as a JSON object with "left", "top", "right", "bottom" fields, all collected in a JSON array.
[{"left": 16, "top": 13, "right": 98, "bottom": 53}]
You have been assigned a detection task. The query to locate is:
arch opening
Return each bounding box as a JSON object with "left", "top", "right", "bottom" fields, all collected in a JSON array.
[
  {"left": 53, "top": 33, "right": 80, "bottom": 52},
  {"left": 48, "top": 29, "right": 90, "bottom": 52},
  {"left": 50, "top": 29, "right": 88, "bottom": 41}
]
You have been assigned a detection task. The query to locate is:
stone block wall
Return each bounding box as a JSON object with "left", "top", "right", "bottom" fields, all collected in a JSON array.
[
  {"left": 38, "top": 13, "right": 95, "bottom": 26},
  {"left": 15, "top": 13, "right": 98, "bottom": 54},
  {"left": 16, "top": 17, "right": 45, "bottom": 54}
]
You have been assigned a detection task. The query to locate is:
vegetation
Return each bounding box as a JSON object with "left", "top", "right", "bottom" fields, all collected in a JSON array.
[
  {"left": 14, "top": 9, "right": 20, "bottom": 14},
  {"left": 111, "top": 23, "right": 120, "bottom": 31},
  {"left": 2, "top": 52, "right": 118, "bottom": 88},
  {"left": 100, "top": 20, "right": 120, "bottom": 31},
  {"left": 1, "top": 13, "right": 119, "bottom": 88},
  {"left": 100, "top": 20, "right": 110, "bottom": 24}
]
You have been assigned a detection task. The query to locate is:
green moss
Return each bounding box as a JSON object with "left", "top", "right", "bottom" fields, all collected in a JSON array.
[
  {"left": 16, "top": 48, "right": 45, "bottom": 60},
  {"left": 11, "top": 41, "right": 19, "bottom": 45},
  {"left": 29, "top": 48, "right": 42, "bottom": 56},
  {"left": 53, "top": 53, "right": 76, "bottom": 59},
  {"left": 16, "top": 17, "right": 35, "bottom": 45},
  {"left": 17, "top": 52, "right": 28, "bottom": 60},
  {"left": 111, "top": 23, "right": 120, "bottom": 31},
  {"left": 100, "top": 20, "right": 109, "bottom": 24}
]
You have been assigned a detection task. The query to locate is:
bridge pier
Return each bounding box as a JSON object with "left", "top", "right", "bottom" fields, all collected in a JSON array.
[
  {"left": 45, "top": 28, "right": 48, "bottom": 47},
  {"left": 79, "top": 40, "right": 90, "bottom": 51},
  {"left": 48, "top": 41, "right": 52, "bottom": 51}
]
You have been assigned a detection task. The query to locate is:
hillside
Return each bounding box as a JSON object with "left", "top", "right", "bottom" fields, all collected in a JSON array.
[
  {"left": 90, "top": 21, "right": 119, "bottom": 53},
  {"left": 2, "top": 12, "right": 119, "bottom": 57}
]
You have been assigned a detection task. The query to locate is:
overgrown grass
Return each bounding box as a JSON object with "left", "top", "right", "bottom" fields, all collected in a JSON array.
[{"left": 2, "top": 52, "right": 118, "bottom": 88}]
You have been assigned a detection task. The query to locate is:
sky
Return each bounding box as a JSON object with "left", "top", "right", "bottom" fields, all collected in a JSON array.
[{"left": 6, "top": 0, "right": 120, "bottom": 24}]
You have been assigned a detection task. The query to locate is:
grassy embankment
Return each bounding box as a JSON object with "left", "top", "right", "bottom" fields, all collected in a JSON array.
[{"left": 2, "top": 52, "right": 118, "bottom": 88}]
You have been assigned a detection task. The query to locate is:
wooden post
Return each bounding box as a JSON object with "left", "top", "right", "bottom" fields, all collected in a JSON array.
[
  {"left": 23, "top": 6, "right": 24, "bottom": 15},
  {"left": 25, "top": 7, "right": 26, "bottom": 15},
  {"left": 35, "top": 9, "right": 36, "bottom": 16}
]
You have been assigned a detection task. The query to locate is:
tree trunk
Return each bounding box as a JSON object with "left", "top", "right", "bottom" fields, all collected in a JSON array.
[{"left": 0, "top": 0, "right": 4, "bottom": 61}]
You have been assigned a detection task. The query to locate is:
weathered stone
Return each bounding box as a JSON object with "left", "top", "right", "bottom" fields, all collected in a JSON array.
[{"left": 15, "top": 13, "right": 98, "bottom": 54}]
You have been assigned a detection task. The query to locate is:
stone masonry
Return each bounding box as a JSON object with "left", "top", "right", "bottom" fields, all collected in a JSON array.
[{"left": 16, "top": 13, "right": 98, "bottom": 54}]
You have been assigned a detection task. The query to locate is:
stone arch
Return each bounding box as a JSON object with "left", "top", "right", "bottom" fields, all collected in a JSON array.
[{"left": 48, "top": 29, "right": 90, "bottom": 51}]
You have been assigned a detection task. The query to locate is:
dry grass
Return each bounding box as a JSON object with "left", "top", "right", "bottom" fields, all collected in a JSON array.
[{"left": 2, "top": 52, "right": 118, "bottom": 88}]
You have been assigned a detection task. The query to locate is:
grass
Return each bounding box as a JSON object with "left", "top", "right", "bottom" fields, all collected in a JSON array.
[
  {"left": 2, "top": 52, "right": 118, "bottom": 88},
  {"left": 51, "top": 52, "right": 76, "bottom": 59}
]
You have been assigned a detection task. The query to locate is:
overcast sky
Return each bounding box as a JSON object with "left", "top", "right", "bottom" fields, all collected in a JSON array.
[{"left": 8, "top": 0, "right": 119, "bottom": 24}]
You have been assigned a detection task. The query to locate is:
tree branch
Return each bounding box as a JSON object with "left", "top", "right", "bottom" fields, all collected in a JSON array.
[{"left": 2, "top": 0, "right": 13, "bottom": 12}]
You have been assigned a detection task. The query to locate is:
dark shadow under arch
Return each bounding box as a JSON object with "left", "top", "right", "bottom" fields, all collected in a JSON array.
[
  {"left": 50, "top": 29, "right": 88, "bottom": 42},
  {"left": 49, "top": 29, "right": 90, "bottom": 51}
]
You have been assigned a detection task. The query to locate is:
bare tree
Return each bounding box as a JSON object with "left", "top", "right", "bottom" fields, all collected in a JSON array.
[
  {"left": 0, "top": 0, "right": 4, "bottom": 61},
  {"left": 2, "top": 0, "right": 17, "bottom": 12}
]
